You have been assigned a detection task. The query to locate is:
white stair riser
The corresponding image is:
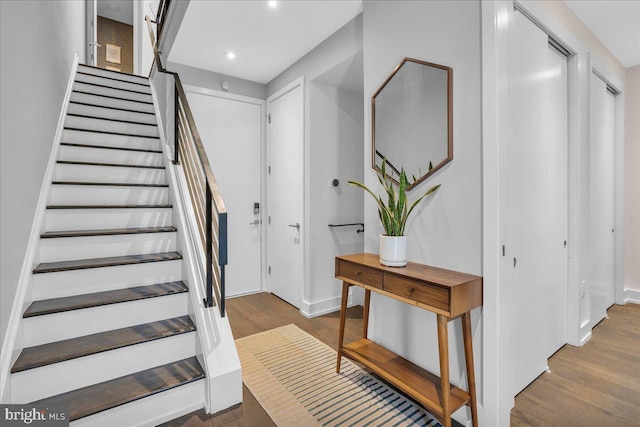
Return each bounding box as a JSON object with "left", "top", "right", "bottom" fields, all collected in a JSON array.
[
  {"left": 65, "top": 116, "right": 159, "bottom": 138},
  {"left": 49, "top": 185, "right": 169, "bottom": 205},
  {"left": 71, "top": 379, "right": 204, "bottom": 427},
  {"left": 68, "top": 102, "right": 156, "bottom": 125},
  {"left": 12, "top": 332, "right": 196, "bottom": 403},
  {"left": 73, "top": 82, "right": 152, "bottom": 104},
  {"left": 77, "top": 65, "right": 149, "bottom": 86},
  {"left": 44, "top": 208, "right": 173, "bottom": 231},
  {"left": 54, "top": 164, "right": 166, "bottom": 185},
  {"left": 75, "top": 73, "right": 152, "bottom": 94},
  {"left": 62, "top": 129, "right": 160, "bottom": 151},
  {"left": 70, "top": 92, "right": 155, "bottom": 114},
  {"left": 39, "top": 232, "right": 177, "bottom": 262},
  {"left": 59, "top": 145, "right": 163, "bottom": 166},
  {"left": 22, "top": 293, "right": 189, "bottom": 347},
  {"left": 32, "top": 260, "right": 182, "bottom": 300}
]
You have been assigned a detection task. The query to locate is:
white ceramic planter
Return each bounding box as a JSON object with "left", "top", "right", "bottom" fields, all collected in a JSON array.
[{"left": 379, "top": 235, "right": 407, "bottom": 267}]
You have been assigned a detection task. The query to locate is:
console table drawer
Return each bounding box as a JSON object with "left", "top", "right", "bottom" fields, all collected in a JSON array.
[
  {"left": 384, "top": 275, "right": 449, "bottom": 312},
  {"left": 336, "top": 260, "right": 383, "bottom": 289}
]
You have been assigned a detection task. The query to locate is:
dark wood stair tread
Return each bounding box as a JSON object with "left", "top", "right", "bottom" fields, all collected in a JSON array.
[
  {"left": 74, "top": 80, "right": 153, "bottom": 96},
  {"left": 64, "top": 127, "right": 159, "bottom": 139},
  {"left": 51, "top": 181, "right": 168, "bottom": 188},
  {"left": 33, "top": 251, "right": 182, "bottom": 274},
  {"left": 12, "top": 316, "right": 195, "bottom": 373},
  {"left": 41, "top": 226, "right": 176, "bottom": 239},
  {"left": 66, "top": 113, "right": 158, "bottom": 127},
  {"left": 61, "top": 142, "right": 162, "bottom": 154},
  {"left": 57, "top": 160, "right": 165, "bottom": 170},
  {"left": 78, "top": 65, "right": 150, "bottom": 83},
  {"left": 32, "top": 357, "right": 204, "bottom": 421},
  {"left": 69, "top": 100, "right": 156, "bottom": 115},
  {"left": 72, "top": 90, "right": 154, "bottom": 105},
  {"left": 24, "top": 281, "right": 188, "bottom": 318},
  {"left": 46, "top": 204, "right": 172, "bottom": 209}
]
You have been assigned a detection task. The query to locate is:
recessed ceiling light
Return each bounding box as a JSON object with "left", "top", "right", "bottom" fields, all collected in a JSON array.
[
  {"left": 224, "top": 51, "right": 236, "bottom": 60},
  {"left": 267, "top": 1, "right": 278, "bottom": 8}
]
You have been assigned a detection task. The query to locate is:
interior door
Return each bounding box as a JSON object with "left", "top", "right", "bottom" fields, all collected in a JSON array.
[
  {"left": 267, "top": 79, "right": 304, "bottom": 308},
  {"left": 86, "top": 0, "right": 97, "bottom": 65},
  {"left": 588, "top": 73, "right": 616, "bottom": 328},
  {"left": 505, "top": 9, "right": 568, "bottom": 396},
  {"left": 187, "top": 91, "right": 263, "bottom": 297}
]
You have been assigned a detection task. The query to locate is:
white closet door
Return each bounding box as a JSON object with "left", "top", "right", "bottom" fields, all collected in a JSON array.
[
  {"left": 505, "top": 10, "right": 568, "bottom": 396},
  {"left": 588, "top": 74, "right": 615, "bottom": 328}
]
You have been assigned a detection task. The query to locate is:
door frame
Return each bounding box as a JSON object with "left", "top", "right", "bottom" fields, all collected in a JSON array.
[
  {"left": 184, "top": 84, "right": 268, "bottom": 295},
  {"left": 86, "top": 0, "right": 97, "bottom": 66},
  {"left": 266, "top": 76, "right": 306, "bottom": 308}
]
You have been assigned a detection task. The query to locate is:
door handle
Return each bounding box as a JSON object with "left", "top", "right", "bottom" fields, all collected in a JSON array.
[
  {"left": 89, "top": 42, "right": 102, "bottom": 47},
  {"left": 249, "top": 219, "right": 260, "bottom": 225},
  {"left": 288, "top": 223, "right": 300, "bottom": 230}
]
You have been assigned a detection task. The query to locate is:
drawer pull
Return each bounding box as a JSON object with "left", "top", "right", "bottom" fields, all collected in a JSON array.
[
  {"left": 408, "top": 288, "right": 414, "bottom": 293},
  {"left": 355, "top": 271, "right": 361, "bottom": 276}
]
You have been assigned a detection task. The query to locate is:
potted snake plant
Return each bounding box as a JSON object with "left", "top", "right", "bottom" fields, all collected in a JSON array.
[{"left": 349, "top": 160, "right": 440, "bottom": 267}]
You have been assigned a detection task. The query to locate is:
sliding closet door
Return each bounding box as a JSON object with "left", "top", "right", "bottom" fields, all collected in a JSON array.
[
  {"left": 588, "top": 73, "right": 615, "bottom": 328},
  {"left": 505, "top": 9, "right": 568, "bottom": 396}
]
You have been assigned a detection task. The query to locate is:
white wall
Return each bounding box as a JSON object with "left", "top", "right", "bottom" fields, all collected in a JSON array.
[
  {"left": 0, "top": 0, "right": 86, "bottom": 351},
  {"left": 267, "top": 15, "right": 365, "bottom": 316},
  {"left": 625, "top": 65, "right": 640, "bottom": 300},
  {"left": 362, "top": 1, "right": 482, "bottom": 424}
]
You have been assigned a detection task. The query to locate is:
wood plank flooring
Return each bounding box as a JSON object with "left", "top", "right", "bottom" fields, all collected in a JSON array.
[{"left": 511, "top": 303, "right": 640, "bottom": 426}]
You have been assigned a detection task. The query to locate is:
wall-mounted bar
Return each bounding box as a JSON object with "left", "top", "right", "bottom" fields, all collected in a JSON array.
[{"left": 329, "top": 223, "right": 365, "bottom": 234}]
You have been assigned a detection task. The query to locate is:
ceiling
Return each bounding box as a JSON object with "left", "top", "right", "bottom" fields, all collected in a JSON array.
[
  {"left": 564, "top": 0, "right": 640, "bottom": 68},
  {"left": 97, "top": 0, "right": 134, "bottom": 26},
  {"left": 167, "top": 0, "right": 362, "bottom": 84}
]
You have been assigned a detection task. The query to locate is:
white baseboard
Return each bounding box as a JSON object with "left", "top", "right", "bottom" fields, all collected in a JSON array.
[
  {"left": 300, "top": 292, "right": 354, "bottom": 318},
  {"left": 0, "top": 55, "right": 79, "bottom": 404},
  {"left": 580, "top": 331, "right": 592, "bottom": 346},
  {"left": 624, "top": 289, "right": 640, "bottom": 305}
]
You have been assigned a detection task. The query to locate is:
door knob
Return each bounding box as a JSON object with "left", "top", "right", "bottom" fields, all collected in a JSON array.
[
  {"left": 249, "top": 219, "right": 260, "bottom": 225},
  {"left": 288, "top": 223, "right": 300, "bottom": 230},
  {"left": 89, "top": 42, "right": 102, "bottom": 47}
]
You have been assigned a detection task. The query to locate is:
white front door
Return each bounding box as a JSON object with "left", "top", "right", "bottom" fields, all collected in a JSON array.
[
  {"left": 588, "top": 73, "right": 616, "bottom": 328},
  {"left": 186, "top": 89, "right": 263, "bottom": 297},
  {"left": 267, "top": 78, "right": 304, "bottom": 308},
  {"left": 505, "top": 9, "right": 569, "bottom": 396}
]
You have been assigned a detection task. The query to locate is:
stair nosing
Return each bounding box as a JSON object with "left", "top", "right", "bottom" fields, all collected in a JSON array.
[
  {"left": 72, "top": 90, "right": 154, "bottom": 105},
  {"left": 23, "top": 281, "right": 188, "bottom": 318},
  {"left": 51, "top": 181, "right": 168, "bottom": 188},
  {"left": 66, "top": 113, "right": 159, "bottom": 127},
  {"left": 32, "top": 251, "right": 182, "bottom": 274},
  {"left": 64, "top": 126, "right": 159, "bottom": 139},
  {"left": 76, "top": 71, "right": 151, "bottom": 88},
  {"left": 74, "top": 80, "right": 152, "bottom": 96},
  {"left": 60, "top": 142, "right": 162, "bottom": 154},
  {"left": 31, "top": 357, "right": 204, "bottom": 422},
  {"left": 41, "top": 226, "right": 177, "bottom": 239},
  {"left": 78, "top": 64, "right": 150, "bottom": 84},
  {"left": 46, "top": 204, "right": 172, "bottom": 209},
  {"left": 11, "top": 316, "right": 195, "bottom": 373},
  {"left": 69, "top": 101, "right": 156, "bottom": 116},
  {"left": 57, "top": 160, "right": 165, "bottom": 170}
]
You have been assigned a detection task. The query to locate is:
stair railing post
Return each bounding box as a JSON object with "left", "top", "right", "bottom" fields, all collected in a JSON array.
[
  {"left": 205, "top": 183, "right": 213, "bottom": 308},
  {"left": 174, "top": 83, "right": 179, "bottom": 165}
]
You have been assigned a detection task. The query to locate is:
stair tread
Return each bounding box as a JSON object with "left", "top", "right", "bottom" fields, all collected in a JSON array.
[
  {"left": 64, "top": 126, "right": 159, "bottom": 139},
  {"left": 41, "top": 226, "right": 177, "bottom": 238},
  {"left": 74, "top": 80, "right": 153, "bottom": 96},
  {"left": 57, "top": 160, "right": 165, "bottom": 170},
  {"left": 24, "top": 281, "right": 188, "bottom": 318},
  {"left": 76, "top": 71, "right": 151, "bottom": 88},
  {"left": 31, "top": 356, "right": 203, "bottom": 422},
  {"left": 73, "top": 90, "right": 154, "bottom": 105},
  {"left": 69, "top": 100, "right": 156, "bottom": 115},
  {"left": 78, "top": 64, "right": 150, "bottom": 82},
  {"left": 12, "top": 316, "right": 195, "bottom": 373},
  {"left": 51, "top": 181, "right": 168, "bottom": 188},
  {"left": 47, "top": 204, "right": 172, "bottom": 209},
  {"left": 61, "top": 141, "right": 162, "bottom": 154},
  {"left": 33, "top": 251, "right": 182, "bottom": 274},
  {"left": 66, "top": 113, "right": 158, "bottom": 127}
]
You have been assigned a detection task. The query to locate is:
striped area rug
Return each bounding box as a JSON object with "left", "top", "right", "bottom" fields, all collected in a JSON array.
[{"left": 235, "top": 324, "right": 442, "bottom": 427}]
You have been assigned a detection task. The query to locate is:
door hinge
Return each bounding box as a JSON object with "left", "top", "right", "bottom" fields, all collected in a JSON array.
[
  {"left": 502, "top": 245, "right": 505, "bottom": 256},
  {"left": 268, "top": 165, "right": 271, "bottom": 174},
  {"left": 267, "top": 114, "right": 271, "bottom": 124},
  {"left": 268, "top": 216, "right": 271, "bottom": 224},
  {"left": 268, "top": 266, "right": 271, "bottom": 274}
]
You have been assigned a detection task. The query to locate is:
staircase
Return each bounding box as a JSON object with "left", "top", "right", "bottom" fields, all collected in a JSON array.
[{"left": 9, "top": 64, "right": 205, "bottom": 425}]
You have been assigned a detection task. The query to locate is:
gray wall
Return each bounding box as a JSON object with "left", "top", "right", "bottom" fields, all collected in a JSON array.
[
  {"left": 0, "top": 0, "right": 86, "bottom": 349},
  {"left": 167, "top": 61, "right": 267, "bottom": 100},
  {"left": 625, "top": 65, "right": 640, "bottom": 296}
]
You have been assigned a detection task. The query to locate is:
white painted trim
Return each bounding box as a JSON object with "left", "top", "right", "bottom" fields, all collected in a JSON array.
[
  {"left": 265, "top": 76, "right": 306, "bottom": 309},
  {"left": 0, "top": 55, "right": 79, "bottom": 403},
  {"left": 579, "top": 330, "right": 592, "bottom": 346},
  {"left": 300, "top": 292, "right": 353, "bottom": 318},
  {"left": 183, "top": 84, "right": 268, "bottom": 294},
  {"left": 624, "top": 289, "right": 640, "bottom": 305}
]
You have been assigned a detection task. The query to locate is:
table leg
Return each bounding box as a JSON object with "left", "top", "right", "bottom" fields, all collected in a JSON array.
[
  {"left": 363, "top": 289, "right": 371, "bottom": 339},
  {"left": 437, "top": 314, "right": 451, "bottom": 427},
  {"left": 336, "top": 282, "right": 350, "bottom": 373},
  {"left": 462, "top": 312, "right": 479, "bottom": 427}
]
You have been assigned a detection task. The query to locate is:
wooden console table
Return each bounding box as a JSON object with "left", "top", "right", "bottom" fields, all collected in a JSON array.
[{"left": 335, "top": 253, "right": 483, "bottom": 427}]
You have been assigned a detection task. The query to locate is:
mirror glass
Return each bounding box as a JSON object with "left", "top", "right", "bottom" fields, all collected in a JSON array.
[{"left": 372, "top": 58, "right": 452, "bottom": 190}]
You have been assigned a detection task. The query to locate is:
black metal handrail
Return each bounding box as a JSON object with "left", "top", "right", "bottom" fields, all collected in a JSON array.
[
  {"left": 145, "top": 14, "right": 228, "bottom": 317},
  {"left": 329, "top": 223, "right": 365, "bottom": 234}
]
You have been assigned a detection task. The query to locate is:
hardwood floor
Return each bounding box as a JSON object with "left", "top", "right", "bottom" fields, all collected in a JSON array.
[
  {"left": 511, "top": 303, "right": 640, "bottom": 426},
  {"left": 163, "top": 294, "right": 640, "bottom": 426}
]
